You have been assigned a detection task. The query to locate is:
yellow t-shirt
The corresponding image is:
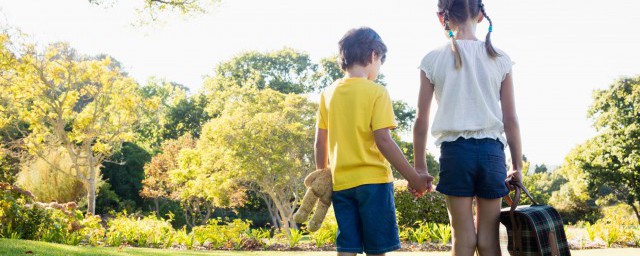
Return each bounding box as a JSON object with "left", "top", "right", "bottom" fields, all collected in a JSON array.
[{"left": 317, "top": 77, "right": 397, "bottom": 191}]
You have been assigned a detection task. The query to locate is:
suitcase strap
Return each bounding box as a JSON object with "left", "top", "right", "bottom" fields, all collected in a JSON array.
[{"left": 504, "top": 179, "right": 538, "bottom": 255}]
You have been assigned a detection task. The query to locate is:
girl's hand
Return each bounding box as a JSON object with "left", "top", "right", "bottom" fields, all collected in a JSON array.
[{"left": 505, "top": 169, "right": 523, "bottom": 191}]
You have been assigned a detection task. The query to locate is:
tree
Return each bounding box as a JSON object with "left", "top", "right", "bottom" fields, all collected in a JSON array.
[
  {"left": 88, "top": 0, "right": 221, "bottom": 23},
  {"left": 198, "top": 87, "right": 315, "bottom": 230},
  {"left": 534, "top": 163, "right": 548, "bottom": 173},
  {"left": 100, "top": 142, "right": 151, "bottom": 212},
  {"left": 583, "top": 76, "right": 640, "bottom": 224},
  {"left": 548, "top": 142, "right": 598, "bottom": 223},
  {"left": 138, "top": 78, "right": 210, "bottom": 153},
  {"left": 2, "top": 42, "right": 146, "bottom": 214},
  {"left": 204, "top": 48, "right": 320, "bottom": 100}
]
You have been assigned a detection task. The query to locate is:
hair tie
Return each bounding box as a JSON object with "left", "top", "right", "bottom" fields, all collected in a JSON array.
[
  {"left": 448, "top": 30, "right": 454, "bottom": 38},
  {"left": 488, "top": 26, "right": 493, "bottom": 32}
]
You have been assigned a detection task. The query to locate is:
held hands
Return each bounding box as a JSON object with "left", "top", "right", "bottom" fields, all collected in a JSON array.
[{"left": 408, "top": 172, "right": 434, "bottom": 199}]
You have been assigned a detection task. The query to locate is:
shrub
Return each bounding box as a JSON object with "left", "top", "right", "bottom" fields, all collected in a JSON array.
[
  {"left": 432, "top": 223, "right": 452, "bottom": 245},
  {"left": 310, "top": 209, "right": 337, "bottom": 247},
  {"left": 394, "top": 180, "right": 448, "bottom": 228},
  {"left": 191, "top": 218, "right": 253, "bottom": 249},
  {"left": 287, "top": 228, "right": 303, "bottom": 248},
  {"left": 408, "top": 221, "right": 432, "bottom": 244},
  {"left": 105, "top": 212, "right": 176, "bottom": 248}
]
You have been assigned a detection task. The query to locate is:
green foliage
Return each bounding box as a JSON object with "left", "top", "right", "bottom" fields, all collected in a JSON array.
[
  {"left": 204, "top": 48, "right": 320, "bottom": 98},
  {"left": 583, "top": 76, "right": 640, "bottom": 224},
  {"left": 137, "top": 79, "right": 210, "bottom": 153},
  {"left": 15, "top": 147, "right": 87, "bottom": 203},
  {"left": 394, "top": 180, "right": 449, "bottom": 227},
  {"left": 521, "top": 170, "right": 565, "bottom": 205},
  {"left": 0, "top": 185, "right": 105, "bottom": 245},
  {"left": 408, "top": 221, "right": 432, "bottom": 244},
  {"left": 190, "top": 218, "right": 253, "bottom": 249},
  {"left": 402, "top": 221, "right": 451, "bottom": 246},
  {"left": 310, "top": 209, "right": 337, "bottom": 247},
  {"left": 2, "top": 40, "right": 148, "bottom": 214},
  {"left": 197, "top": 87, "right": 315, "bottom": 229},
  {"left": 432, "top": 223, "right": 452, "bottom": 245},
  {"left": 534, "top": 163, "right": 549, "bottom": 173},
  {"left": 105, "top": 212, "right": 176, "bottom": 248},
  {"left": 585, "top": 222, "right": 597, "bottom": 242},
  {"left": 549, "top": 159, "right": 599, "bottom": 223},
  {"left": 100, "top": 142, "right": 151, "bottom": 212},
  {"left": 287, "top": 228, "right": 303, "bottom": 248},
  {"left": 392, "top": 101, "right": 416, "bottom": 134}
]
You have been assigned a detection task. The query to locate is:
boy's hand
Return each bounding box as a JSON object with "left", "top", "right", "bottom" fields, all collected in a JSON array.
[{"left": 409, "top": 173, "right": 434, "bottom": 197}]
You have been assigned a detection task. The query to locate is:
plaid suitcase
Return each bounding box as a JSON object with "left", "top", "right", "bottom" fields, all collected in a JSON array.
[{"left": 500, "top": 181, "right": 571, "bottom": 256}]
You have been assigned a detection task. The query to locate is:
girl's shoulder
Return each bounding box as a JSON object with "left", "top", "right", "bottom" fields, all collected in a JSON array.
[{"left": 421, "top": 44, "right": 451, "bottom": 61}]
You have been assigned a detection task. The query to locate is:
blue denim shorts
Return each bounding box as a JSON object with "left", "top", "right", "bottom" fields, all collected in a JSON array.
[
  {"left": 436, "top": 137, "right": 510, "bottom": 199},
  {"left": 332, "top": 182, "right": 401, "bottom": 254}
]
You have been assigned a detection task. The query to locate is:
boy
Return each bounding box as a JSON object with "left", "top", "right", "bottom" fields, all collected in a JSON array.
[{"left": 315, "top": 27, "right": 433, "bottom": 256}]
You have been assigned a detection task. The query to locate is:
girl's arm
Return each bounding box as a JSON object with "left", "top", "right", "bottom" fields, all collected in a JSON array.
[
  {"left": 413, "top": 70, "right": 435, "bottom": 174},
  {"left": 315, "top": 128, "right": 329, "bottom": 169},
  {"left": 500, "top": 72, "right": 523, "bottom": 185}
]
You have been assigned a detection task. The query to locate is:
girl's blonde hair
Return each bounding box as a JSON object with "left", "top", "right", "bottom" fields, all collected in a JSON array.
[{"left": 438, "top": 0, "right": 499, "bottom": 69}]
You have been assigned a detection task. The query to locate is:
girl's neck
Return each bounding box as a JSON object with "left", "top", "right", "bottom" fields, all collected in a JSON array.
[{"left": 454, "top": 21, "right": 479, "bottom": 41}]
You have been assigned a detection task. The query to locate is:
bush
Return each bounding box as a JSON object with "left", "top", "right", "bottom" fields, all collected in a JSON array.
[
  {"left": 394, "top": 180, "right": 448, "bottom": 227},
  {"left": 1, "top": 183, "right": 106, "bottom": 246},
  {"left": 105, "top": 212, "right": 176, "bottom": 248},
  {"left": 191, "top": 218, "right": 252, "bottom": 249},
  {"left": 310, "top": 208, "right": 337, "bottom": 247}
]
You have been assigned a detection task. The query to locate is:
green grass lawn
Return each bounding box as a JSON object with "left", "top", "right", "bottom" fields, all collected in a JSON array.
[{"left": 1, "top": 238, "right": 638, "bottom": 256}]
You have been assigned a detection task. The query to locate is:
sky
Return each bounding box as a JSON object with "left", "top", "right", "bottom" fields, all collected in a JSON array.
[{"left": 1, "top": 0, "right": 639, "bottom": 167}]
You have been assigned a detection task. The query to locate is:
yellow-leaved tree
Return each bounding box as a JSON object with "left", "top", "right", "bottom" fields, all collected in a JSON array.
[{"left": 2, "top": 40, "right": 147, "bottom": 214}]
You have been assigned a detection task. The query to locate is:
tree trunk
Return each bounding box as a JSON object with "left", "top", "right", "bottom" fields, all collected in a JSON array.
[
  {"left": 259, "top": 193, "right": 280, "bottom": 229},
  {"left": 154, "top": 197, "right": 160, "bottom": 217},
  {"left": 87, "top": 176, "right": 96, "bottom": 215},
  {"left": 630, "top": 201, "right": 640, "bottom": 225},
  {"left": 269, "top": 192, "right": 297, "bottom": 232}
]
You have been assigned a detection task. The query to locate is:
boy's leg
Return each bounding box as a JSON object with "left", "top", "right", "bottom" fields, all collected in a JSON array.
[
  {"left": 333, "top": 188, "right": 364, "bottom": 254},
  {"left": 359, "top": 183, "right": 401, "bottom": 255},
  {"left": 475, "top": 197, "right": 502, "bottom": 256},
  {"left": 445, "top": 195, "right": 477, "bottom": 256}
]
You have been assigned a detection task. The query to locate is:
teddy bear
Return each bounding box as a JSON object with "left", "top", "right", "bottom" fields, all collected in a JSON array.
[{"left": 293, "top": 168, "right": 332, "bottom": 232}]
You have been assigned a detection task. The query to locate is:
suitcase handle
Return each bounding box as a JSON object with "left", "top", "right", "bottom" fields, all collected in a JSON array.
[
  {"left": 503, "top": 178, "right": 539, "bottom": 256},
  {"left": 503, "top": 177, "right": 538, "bottom": 209}
]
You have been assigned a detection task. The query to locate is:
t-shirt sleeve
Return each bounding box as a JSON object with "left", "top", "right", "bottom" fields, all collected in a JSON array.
[
  {"left": 316, "top": 92, "right": 328, "bottom": 130},
  {"left": 418, "top": 53, "right": 435, "bottom": 84},
  {"left": 498, "top": 53, "right": 514, "bottom": 81},
  {"left": 371, "top": 88, "right": 398, "bottom": 131}
]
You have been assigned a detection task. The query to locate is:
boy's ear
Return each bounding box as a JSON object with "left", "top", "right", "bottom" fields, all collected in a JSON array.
[
  {"left": 477, "top": 13, "right": 484, "bottom": 23},
  {"left": 370, "top": 51, "right": 377, "bottom": 63}
]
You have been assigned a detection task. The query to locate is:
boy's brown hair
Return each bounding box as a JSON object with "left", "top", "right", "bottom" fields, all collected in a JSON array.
[{"left": 338, "top": 27, "right": 387, "bottom": 71}]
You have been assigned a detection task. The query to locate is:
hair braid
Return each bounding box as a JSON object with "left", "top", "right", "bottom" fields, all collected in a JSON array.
[
  {"left": 479, "top": 1, "right": 500, "bottom": 58},
  {"left": 444, "top": 9, "right": 462, "bottom": 69}
]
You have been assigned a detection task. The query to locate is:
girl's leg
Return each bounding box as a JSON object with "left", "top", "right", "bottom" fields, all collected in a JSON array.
[
  {"left": 475, "top": 197, "right": 502, "bottom": 256},
  {"left": 445, "top": 195, "right": 476, "bottom": 256}
]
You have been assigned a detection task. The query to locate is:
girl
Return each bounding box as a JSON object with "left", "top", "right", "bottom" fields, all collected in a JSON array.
[{"left": 412, "top": 0, "right": 523, "bottom": 255}]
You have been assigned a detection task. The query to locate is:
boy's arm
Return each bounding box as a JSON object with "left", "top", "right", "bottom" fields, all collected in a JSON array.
[
  {"left": 315, "top": 128, "right": 329, "bottom": 169},
  {"left": 500, "top": 73, "right": 523, "bottom": 188},
  {"left": 413, "top": 70, "right": 435, "bottom": 174},
  {"left": 374, "top": 128, "right": 431, "bottom": 194}
]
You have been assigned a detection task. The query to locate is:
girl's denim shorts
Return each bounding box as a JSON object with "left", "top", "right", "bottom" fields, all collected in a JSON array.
[{"left": 436, "top": 137, "right": 510, "bottom": 199}]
